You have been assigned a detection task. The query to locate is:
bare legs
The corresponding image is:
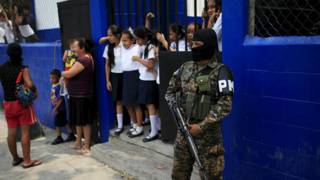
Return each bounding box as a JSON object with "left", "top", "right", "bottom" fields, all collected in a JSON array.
[
  {"left": 7, "top": 128, "right": 20, "bottom": 161},
  {"left": 7, "top": 125, "right": 41, "bottom": 167}
]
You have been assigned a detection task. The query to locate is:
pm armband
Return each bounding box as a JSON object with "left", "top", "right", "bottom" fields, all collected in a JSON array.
[{"left": 218, "top": 65, "right": 234, "bottom": 96}]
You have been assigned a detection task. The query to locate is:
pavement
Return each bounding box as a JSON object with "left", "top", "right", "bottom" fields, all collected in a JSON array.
[
  {"left": 0, "top": 112, "right": 123, "bottom": 180},
  {"left": 0, "top": 111, "right": 200, "bottom": 180}
]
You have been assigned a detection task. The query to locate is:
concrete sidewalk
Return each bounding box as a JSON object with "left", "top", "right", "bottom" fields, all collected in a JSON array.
[
  {"left": 0, "top": 111, "right": 200, "bottom": 180},
  {"left": 0, "top": 112, "right": 123, "bottom": 180},
  {"left": 91, "top": 127, "right": 199, "bottom": 180}
]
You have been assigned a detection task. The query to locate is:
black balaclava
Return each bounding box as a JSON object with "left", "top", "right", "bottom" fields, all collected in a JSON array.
[
  {"left": 7, "top": 43, "right": 23, "bottom": 65},
  {"left": 191, "top": 29, "right": 218, "bottom": 62}
]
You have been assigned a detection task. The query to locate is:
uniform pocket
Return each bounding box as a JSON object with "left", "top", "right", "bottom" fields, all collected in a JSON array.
[
  {"left": 195, "top": 95, "right": 211, "bottom": 120},
  {"left": 196, "top": 75, "right": 211, "bottom": 93},
  {"left": 185, "top": 93, "right": 196, "bottom": 116}
]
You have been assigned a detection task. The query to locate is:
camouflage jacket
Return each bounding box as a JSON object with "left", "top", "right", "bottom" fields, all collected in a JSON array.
[{"left": 165, "top": 60, "right": 233, "bottom": 143}]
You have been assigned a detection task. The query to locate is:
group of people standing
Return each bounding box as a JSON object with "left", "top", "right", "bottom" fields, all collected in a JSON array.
[
  {"left": 101, "top": 26, "right": 161, "bottom": 142},
  {"left": 50, "top": 38, "right": 95, "bottom": 155},
  {"left": 0, "top": 37, "right": 95, "bottom": 171},
  {"left": 101, "top": 0, "right": 223, "bottom": 144},
  {"left": 0, "top": 1, "right": 232, "bottom": 179}
]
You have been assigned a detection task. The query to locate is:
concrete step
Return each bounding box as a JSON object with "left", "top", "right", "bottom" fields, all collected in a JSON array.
[
  {"left": 91, "top": 125, "right": 200, "bottom": 180},
  {"left": 114, "top": 126, "right": 174, "bottom": 158}
]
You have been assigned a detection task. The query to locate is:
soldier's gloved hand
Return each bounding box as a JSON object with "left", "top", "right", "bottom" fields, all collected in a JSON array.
[{"left": 187, "top": 124, "right": 202, "bottom": 136}]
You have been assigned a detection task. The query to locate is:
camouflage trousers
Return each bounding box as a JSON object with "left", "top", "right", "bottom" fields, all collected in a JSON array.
[{"left": 172, "top": 132, "right": 225, "bottom": 180}]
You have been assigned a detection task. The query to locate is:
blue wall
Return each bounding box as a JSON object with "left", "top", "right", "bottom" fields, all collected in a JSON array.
[
  {"left": 37, "top": 29, "right": 61, "bottom": 42},
  {"left": 223, "top": 0, "right": 320, "bottom": 179},
  {"left": 112, "top": 0, "right": 186, "bottom": 34},
  {"left": 0, "top": 43, "right": 63, "bottom": 129},
  {"left": 89, "top": 0, "right": 114, "bottom": 143}
]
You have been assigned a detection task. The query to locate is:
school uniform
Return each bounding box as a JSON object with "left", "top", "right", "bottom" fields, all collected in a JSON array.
[
  {"left": 137, "top": 44, "right": 158, "bottom": 106},
  {"left": 170, "top": 39, "right": 191, "bottom": 52},
  {"left": 137, "top": 44, "right": 160, "bottom": 141},
  {"left": 121, "top": 44, "right": 140, "bottom": 106},
  {"left": 103, "top": 44, "right": 123, "bottom": 102}
]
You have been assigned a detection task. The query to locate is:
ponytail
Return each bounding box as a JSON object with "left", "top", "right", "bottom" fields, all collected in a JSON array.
[
  {"left": 107, "top": 25, "right": 122, "bottom": 67},
  {"left": 134, "top": 27, "right": 158, "bottom": 58},
  {"left": 107, "top": 43, "right": 116, "bottom": 67}
]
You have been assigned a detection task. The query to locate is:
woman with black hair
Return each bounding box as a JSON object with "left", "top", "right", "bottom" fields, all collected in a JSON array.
[
  {"left": 62, "top": 38, "right": 95, "bottom": 154},
  {"left": 0, "top": 43, "right": 41, "bottom": 168},
  {"left": 102, "top": 25, "right": 125, "bottom": 136},
  {"left": 133, "top": 27, "right": 159, "bottom": 142}
]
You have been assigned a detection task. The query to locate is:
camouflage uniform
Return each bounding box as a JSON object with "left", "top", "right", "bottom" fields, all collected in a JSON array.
[{"left": 166, "top": 60, "right": 233, "bottom": 180}]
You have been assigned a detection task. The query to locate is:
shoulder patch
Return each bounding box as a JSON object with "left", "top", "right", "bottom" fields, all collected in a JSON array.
[{"left": 218, "top": 65, "right": 234, "bottom": 96}]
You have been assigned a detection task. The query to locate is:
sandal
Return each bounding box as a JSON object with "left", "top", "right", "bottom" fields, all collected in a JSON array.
[
  {"left": 76, "top": 147, "right": 86, "bottom": 154},
  {"left": 12, "top": 157, "right": 24, "bottom": 166},
  {"left": 72, "top": 143, "right": 82, "bottom": 150},
  {"left": 22, "top": 160, "right": 42, "bottom": 169},
  {"left": 80, "top": 148, "right": 91, "bottom": 156}
]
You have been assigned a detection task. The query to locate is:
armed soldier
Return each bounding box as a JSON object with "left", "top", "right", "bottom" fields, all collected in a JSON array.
[{"left": 165, "top": 29, "right": 234, "bottom": 180}]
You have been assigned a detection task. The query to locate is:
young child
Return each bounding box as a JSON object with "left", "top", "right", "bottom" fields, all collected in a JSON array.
[
  {"left": 102, "top": 25, "right": 124, "bottom": 136},
  {"left": 133, "top": 27, "right": 159, "bottom": 142},
  {"left": 61, "top": 39, "right": 77, "bottom": 133},
  {"left": 157, "top": 24, "right": 188, "bottom": 52},
  {"left": 63, "top": 39, "right": 77, "bottom": 72},
  {"left": 187, "top": 22, "right": 201, "bottom": 51},
  {"left": 50, "top": 69, "right": 75, "bottom": 145},
  {"left": 121, "top": 30, "right": 144, "bottom": 138}
]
